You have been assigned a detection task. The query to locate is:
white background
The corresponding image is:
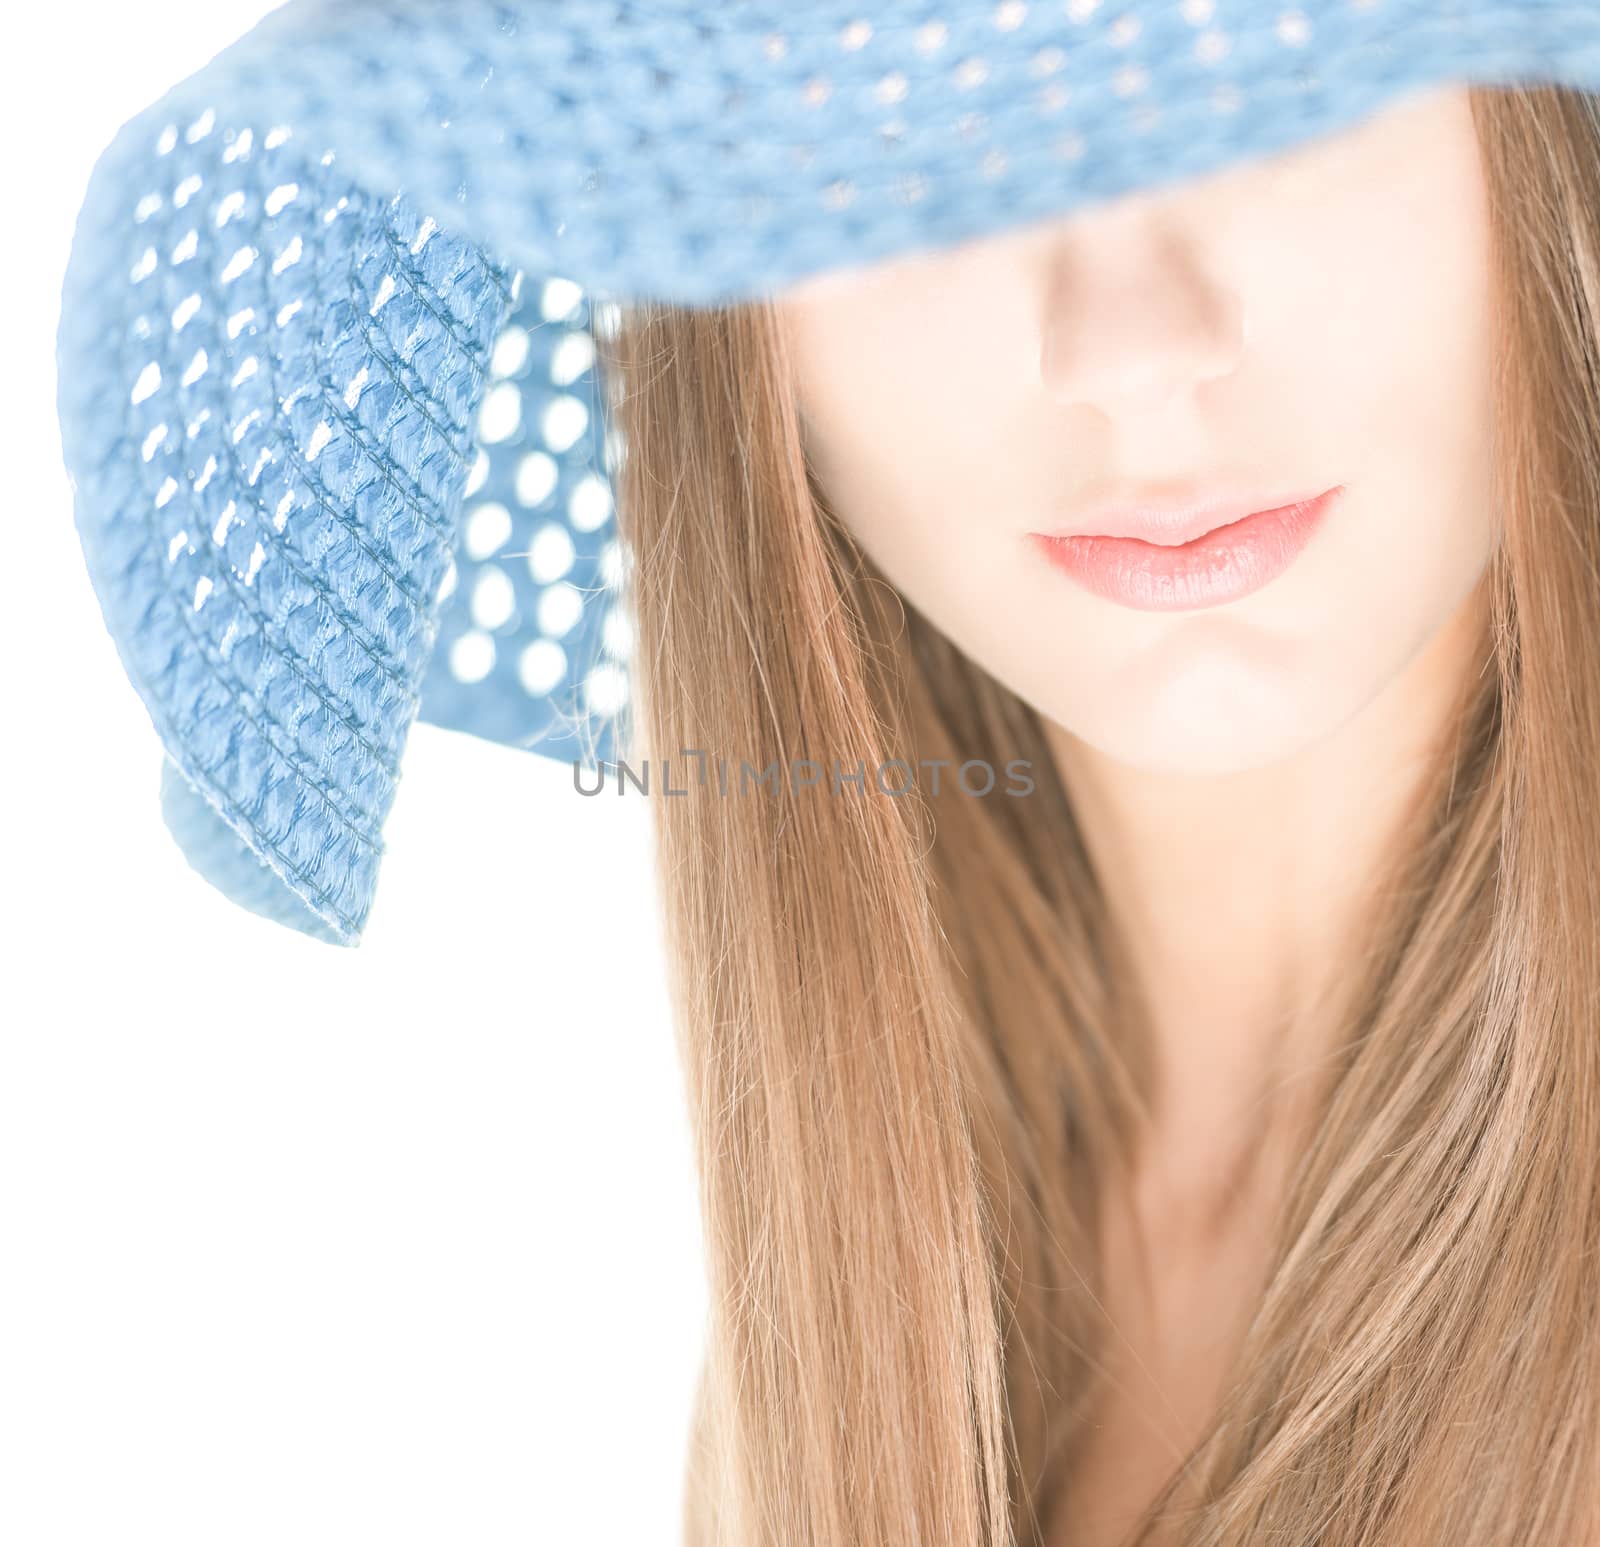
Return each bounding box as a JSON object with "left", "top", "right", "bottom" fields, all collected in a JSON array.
[{"left": 0, "top": 6, "right": 705, "bottom": 1543}]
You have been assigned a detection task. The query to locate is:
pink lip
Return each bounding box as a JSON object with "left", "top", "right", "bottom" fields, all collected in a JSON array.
[{"left": 1028, "top": 485, "right": 1345, "bottom": 612}]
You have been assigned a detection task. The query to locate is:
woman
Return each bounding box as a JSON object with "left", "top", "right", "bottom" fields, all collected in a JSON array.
[
  {"left": 596, "top": 81, "right": 1600, "bottom": 1545},
  {"left": 55, "top": 4, "right": 1600, "bottom": 1542}
]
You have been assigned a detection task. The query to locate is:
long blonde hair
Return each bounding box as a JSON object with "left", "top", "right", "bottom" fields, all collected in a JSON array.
[{"left": 591, "top": 84, "right": 1600, "bottom": 1545}]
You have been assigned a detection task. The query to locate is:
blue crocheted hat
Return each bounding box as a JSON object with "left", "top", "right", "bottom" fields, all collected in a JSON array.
[{"left": 56, "top": 0, "right": 1600, "bottom": 945}]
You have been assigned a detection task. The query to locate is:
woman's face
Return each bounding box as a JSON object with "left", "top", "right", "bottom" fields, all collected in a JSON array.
[{"left": 774, "top": 84, "right": 1497, "bottom": 774}]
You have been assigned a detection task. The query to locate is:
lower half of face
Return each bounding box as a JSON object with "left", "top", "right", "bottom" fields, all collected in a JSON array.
[
  {"left": 952, "top": 469, "right": 1496, "bottom": 775},
  {"left": 778, "top": 85, "right": 1499, "bottom": 776}
]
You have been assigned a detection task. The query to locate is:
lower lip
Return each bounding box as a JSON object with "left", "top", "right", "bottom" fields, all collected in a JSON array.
[{"left": 1029, "top": 488, "right": 1342, "bottom": 612}]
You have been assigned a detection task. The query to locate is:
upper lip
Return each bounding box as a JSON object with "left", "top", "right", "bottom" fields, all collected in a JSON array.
[{"left": 1035, "top": 480, "right": 1340, "bottom": 548}]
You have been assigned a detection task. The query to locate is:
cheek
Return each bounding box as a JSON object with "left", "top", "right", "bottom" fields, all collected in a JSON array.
[
  {"left": 1363, "top": 186, "right": 1498, "bottom": 598},
  {"left": 1233, "top": 127, "right": 1498, "bottom": 643},
  {"left": 785, "top": 254, "right": 1044, "bottom": 563},
  {"left": 1341, "top": 197, "right": 1493, "bottom": 480},
  {"left": 794, "top": 361, "right": 1031, "bottom": 624},
  {"left": 789, "top": 313, "right": 935, "bottom": 543},
  {"left": 1242, "top": 86, "right": 1496, "bottom": 488}
]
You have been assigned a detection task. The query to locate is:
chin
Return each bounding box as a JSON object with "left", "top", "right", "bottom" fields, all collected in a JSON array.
[{"left": 1065, "top": 680, "right": 1348, "bottom": 777}]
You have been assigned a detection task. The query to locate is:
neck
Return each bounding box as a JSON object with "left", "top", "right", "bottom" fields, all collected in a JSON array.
[{"left": 1043, "top": 577, "right": 1492, "bottom": 1210}]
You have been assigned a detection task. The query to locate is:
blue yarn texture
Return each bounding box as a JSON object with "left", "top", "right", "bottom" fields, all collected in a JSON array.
[{"left": 54, "top": 0, "right": 1600, "bottom": 944}]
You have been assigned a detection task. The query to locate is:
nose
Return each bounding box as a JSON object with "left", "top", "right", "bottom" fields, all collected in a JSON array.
[{"left": 1039, "top": 205, "right": 1245, "bottom": 418}]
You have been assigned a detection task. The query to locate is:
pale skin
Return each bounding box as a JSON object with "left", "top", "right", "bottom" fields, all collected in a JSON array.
[{"left": 775, "top": 84, "right": 1497, "bottom": 1545}]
